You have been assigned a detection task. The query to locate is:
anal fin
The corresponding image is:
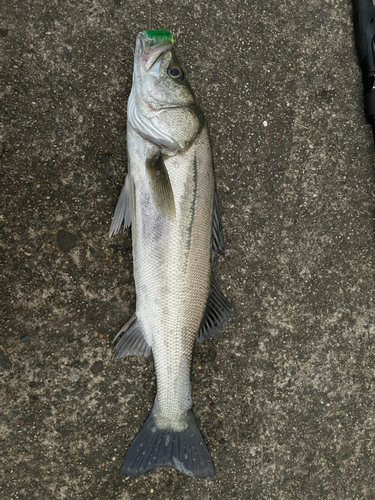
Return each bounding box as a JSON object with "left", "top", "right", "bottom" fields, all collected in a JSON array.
[
  {"left": 113, "top": 314, "right": 151, "bottom": 358},
  {"left": 196, "top": 276, "right": 231, "bottom": 343}
]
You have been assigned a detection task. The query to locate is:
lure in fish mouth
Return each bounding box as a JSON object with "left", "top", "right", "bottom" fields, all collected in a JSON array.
[
  {"left": 110, "top": 29, "right": 230, "bottom": 478},
  {"left": 138, "top": 29, "right": 174, "bottom": 70}
]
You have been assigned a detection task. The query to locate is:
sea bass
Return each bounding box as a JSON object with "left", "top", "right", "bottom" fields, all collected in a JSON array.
[{"left": 110, "top": 30, "right": 230, "bottom": 478}]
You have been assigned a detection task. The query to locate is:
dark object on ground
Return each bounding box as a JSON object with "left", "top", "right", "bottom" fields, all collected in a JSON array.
[{"left": 353, "top": 0, "right": 375, "bottom": 141}]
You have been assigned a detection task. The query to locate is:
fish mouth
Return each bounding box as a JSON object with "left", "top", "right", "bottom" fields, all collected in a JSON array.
[{"left": 138, "top": 30, "right": 173, "bottom": 70}]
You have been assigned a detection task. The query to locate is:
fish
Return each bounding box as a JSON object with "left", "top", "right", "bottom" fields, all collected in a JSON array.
[{"left": 109, "top": 30, "right": 230, "bottom": 478}]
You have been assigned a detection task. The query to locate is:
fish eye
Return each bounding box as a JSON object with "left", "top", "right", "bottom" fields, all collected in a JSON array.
[
  {"left": 168, "top": 65, "right": 184, "bottom": 81},
  {"left": 170, "top": 67, "right": 181, "bottom": 77}
]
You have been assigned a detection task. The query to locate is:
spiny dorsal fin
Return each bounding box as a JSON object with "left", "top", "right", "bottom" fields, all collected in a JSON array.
[
  {"left": 211, "top": 189, "right": 225, "bottom": 259},
  {"left": 196, "top": 275, "right": 231, "bottom": 343},
  {"left": 146, "top": 152, "right": 176, "bottom": 219}
]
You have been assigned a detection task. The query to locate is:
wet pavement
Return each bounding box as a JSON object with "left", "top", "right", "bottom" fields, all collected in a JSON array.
[{"left": 1, "top": 0, "right": 375, "bottom": 499}]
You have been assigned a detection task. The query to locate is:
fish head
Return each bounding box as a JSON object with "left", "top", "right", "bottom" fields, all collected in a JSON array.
[{"left": 129, "top": 30, "right": 203, "bottom": 150}]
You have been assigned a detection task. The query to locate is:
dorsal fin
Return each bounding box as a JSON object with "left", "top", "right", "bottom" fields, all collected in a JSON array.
[
  {"left": 196, "top": 275, "right": 231, "bottom": 343},
  {"left": 211, "top": 189, "right": 225, "bottom": 259}
]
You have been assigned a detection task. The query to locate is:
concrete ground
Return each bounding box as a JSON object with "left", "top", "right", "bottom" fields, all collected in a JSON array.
[{"left": 1, "top": 0, "right": 375, "bottom": 498}]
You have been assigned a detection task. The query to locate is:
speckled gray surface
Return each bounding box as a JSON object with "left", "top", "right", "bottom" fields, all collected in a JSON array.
[{"left": 1, "top": 0, "right": 375, "bottom": 499}]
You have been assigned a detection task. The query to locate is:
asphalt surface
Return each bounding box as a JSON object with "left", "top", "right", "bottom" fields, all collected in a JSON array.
[{"left": 1, "top": 0, "right": 375, "bottom": 499}]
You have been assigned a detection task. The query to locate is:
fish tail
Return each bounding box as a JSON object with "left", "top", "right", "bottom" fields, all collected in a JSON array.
[{"left": 120, "top": 403, "right": 214, "bottom": 478}]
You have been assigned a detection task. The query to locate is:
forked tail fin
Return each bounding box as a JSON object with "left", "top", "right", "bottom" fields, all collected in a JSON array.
[{"left": 120, "top": 405, "right": 214, "bottom": 478}]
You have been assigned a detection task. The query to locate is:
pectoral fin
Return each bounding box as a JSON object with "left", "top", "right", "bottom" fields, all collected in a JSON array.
[{"left": 146, "top": 152, "right": 176, "bottom": 219}]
